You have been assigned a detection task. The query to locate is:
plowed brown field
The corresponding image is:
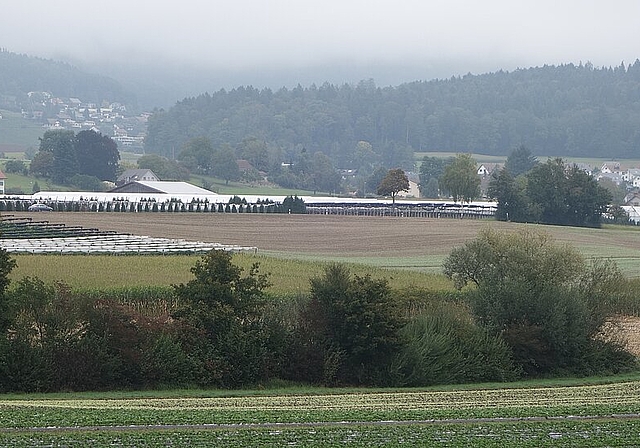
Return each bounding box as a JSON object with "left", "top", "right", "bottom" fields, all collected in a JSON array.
[{"left": 9, "top": 212, "right": 640, "bottom": 261}]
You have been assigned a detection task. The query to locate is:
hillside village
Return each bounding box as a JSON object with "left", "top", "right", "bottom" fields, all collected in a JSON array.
[{"left": 18, "top": 91, "right": 148, "bottom": 151}]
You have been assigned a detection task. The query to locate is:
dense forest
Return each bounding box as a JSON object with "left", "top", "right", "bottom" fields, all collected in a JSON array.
[
  {"left": 145, "top": 62, "right": 640, "bottom": 167},
  {"left": 0, "top": 50, "right": 135, "bottom": 110}
]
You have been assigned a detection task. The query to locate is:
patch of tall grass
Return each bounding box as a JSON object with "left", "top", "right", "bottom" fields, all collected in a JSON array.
[
  {"left": 9, "top": 253, "right": 454, "bottom": 295},
  {"left": 77, "top": 286, "right": 178, "bottom": 317}
]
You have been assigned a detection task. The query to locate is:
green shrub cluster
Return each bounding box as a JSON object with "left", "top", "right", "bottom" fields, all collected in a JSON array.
[{"left": 0, "top": 228, "right": 637, "bottom": 392}]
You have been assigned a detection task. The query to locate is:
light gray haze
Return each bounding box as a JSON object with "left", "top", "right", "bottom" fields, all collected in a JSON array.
[{"left": 3, "top": 0, "right": 640, "bottom": 104}]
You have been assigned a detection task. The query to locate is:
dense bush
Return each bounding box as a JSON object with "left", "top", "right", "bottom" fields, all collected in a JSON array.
[
  {"left": 444, "top": 228, "right": 637, "bottom": 376},
  {"left": 171, "top": 250, "right": 274, "bottom": 388},
  {"left": 293, "top": 264, "right": 405, "bottom": 386},
  {"left": 391, "top": 289, "right": 517, "bottom": 386}
]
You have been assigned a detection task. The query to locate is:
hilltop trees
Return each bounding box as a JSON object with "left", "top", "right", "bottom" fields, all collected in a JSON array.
[{"left": 144, "top": 62, "right": 640, "bottom": 164}]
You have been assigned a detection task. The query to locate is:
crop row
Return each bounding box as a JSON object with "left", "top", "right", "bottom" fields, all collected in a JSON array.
[
  {"left": 2, "top": 382, "right": 640, "bottom": 429},
  {"left": 5, "top": 381, "right": 640, "bottom": 411},
  {"left": 2, "top": 419, "right": 640, "bottom": 447}
]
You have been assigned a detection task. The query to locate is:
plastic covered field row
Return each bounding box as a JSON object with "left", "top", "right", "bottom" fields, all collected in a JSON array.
[{"left": 0, "top": 235, "right": 257, "bottom": 254}]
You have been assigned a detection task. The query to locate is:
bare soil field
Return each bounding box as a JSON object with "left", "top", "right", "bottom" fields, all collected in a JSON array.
[{"left": 9, "top": 212, "right": 640, "bottom": 261}]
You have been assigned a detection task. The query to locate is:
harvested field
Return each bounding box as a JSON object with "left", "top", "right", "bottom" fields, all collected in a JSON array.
[{"left": 6, "top": 213, "right": 640, "bottom": 273}]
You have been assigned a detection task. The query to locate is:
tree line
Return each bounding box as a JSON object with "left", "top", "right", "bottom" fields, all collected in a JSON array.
[
  {"left": 488, "top": 149, "right": 614, "bottom": 227},
  {"left": 419, "top": 147, "right": 622, "bottom": 228},
  {"left": 145, "top": 61, "right": 640, "bottom": 172},
  {"left": 0, "top": 229, "right": 636, "bottom": 393}
]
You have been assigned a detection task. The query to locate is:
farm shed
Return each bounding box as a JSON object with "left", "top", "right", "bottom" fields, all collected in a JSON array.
[{"left": 109, "top": 181, "right": 216, "bottom": 196}]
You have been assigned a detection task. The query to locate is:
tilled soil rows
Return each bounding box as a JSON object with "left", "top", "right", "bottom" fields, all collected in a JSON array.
[
  {"left": 9, "top": 213, "right": 516, "bottom": 257},
  {"left": 8, "top": 212, "right": 640, "bottom": 258}
]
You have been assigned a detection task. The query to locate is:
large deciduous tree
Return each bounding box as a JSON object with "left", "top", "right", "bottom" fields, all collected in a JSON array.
[
  {"left": 236, "top": 137, "right": 270, "bottom": 172},
  {"left": 527, "top": 158, "right": 611, "bottom": 227},
  {"left": 489, "top": 158, "right": 611, "bottom": 228},
  {"left": 211, "top": 144, "right": 241, "bottom": 185},
  {"left": 178, "top": 136, "right": 214, "bottom": 174},
  {"left": 487, "top": 167, "right": 531, "bottom": 222},
  {"left": 137, "top": 154, "right": 191, "bottom": 181},
  {"left": 34, "top": 129, "right": 120, "bottom": 185},
  {"left": 75, "top": 130, "right": 120, "bottom": 181},
  {"left": 29, "top": 151, "right": 55, "bottom": 178},
  {"left": 38, "top": 129, "right": 77, "bottom": 184},
  {"left": 418, "top": 155, "right": 450, "bottom": 198},
  {"left": 377, "top": 168, "right": 409, "bottom": 204},
  {"left": 439, "top": 153, "right": 480, "bottom": 203},
  {"left": 310, "top": 152, "right": 341, "bottom": 194}
]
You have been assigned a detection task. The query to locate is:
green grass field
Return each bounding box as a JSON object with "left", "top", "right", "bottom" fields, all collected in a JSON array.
[{"left": 9, "top": 253, "right": 453, "bottom": 295}]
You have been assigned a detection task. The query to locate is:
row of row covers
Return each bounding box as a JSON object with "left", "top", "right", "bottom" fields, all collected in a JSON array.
[{"left": 0, "top": 234, "right": 257, "bottom": 255}]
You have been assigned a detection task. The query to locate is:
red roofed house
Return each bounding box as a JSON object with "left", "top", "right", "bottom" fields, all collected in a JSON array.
[{"left": 0, "top": 170, "right": 5, "bottom": 195}]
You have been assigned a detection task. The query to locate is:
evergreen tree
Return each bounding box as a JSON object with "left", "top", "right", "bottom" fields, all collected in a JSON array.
[{"left": 505, "top": 145, "right": 537, "bottom": 177}]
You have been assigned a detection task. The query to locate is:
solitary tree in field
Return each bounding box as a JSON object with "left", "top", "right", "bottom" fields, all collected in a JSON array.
[{"left": 377, "top": 168, "right": 409, "bottom": 204}]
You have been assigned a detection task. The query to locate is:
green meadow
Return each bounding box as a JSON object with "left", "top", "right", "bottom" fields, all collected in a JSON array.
[{"left": 9, "top": 253, "right": 453, "bottom": 295}]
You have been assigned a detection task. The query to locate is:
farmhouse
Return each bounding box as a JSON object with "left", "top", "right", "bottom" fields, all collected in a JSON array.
[
  {"left": 116, "top": 169, "right": 159, "bottom": 186},
  {"left": 0, "top": 170, "right": 5, "bottom": 195}
]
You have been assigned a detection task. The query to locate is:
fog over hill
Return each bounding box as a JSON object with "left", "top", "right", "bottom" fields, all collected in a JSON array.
[{"left": 2, "top": 0, "right": 639, "bottom": 109}]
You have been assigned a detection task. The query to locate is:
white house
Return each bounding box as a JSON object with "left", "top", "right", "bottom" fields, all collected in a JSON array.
[{"left": 601, "top": 162, "right": 621, "bottom": 174}]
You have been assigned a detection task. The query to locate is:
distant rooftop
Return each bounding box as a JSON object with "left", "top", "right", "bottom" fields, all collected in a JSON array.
[{"left": 109, "top": 180, "right": 216, "bottom": 196}]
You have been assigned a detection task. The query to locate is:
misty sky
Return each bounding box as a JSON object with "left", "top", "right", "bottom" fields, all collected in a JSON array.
[{"left": 3, "top": 0, "right": 640, "bottom": 91}]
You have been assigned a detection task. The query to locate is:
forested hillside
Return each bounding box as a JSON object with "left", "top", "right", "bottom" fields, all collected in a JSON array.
[
  {"left": 145, "top": 62, "right": 640, "bottom": 166},
  {"left": 0, "top": 50, "right": 135, "bottom": 110}
]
